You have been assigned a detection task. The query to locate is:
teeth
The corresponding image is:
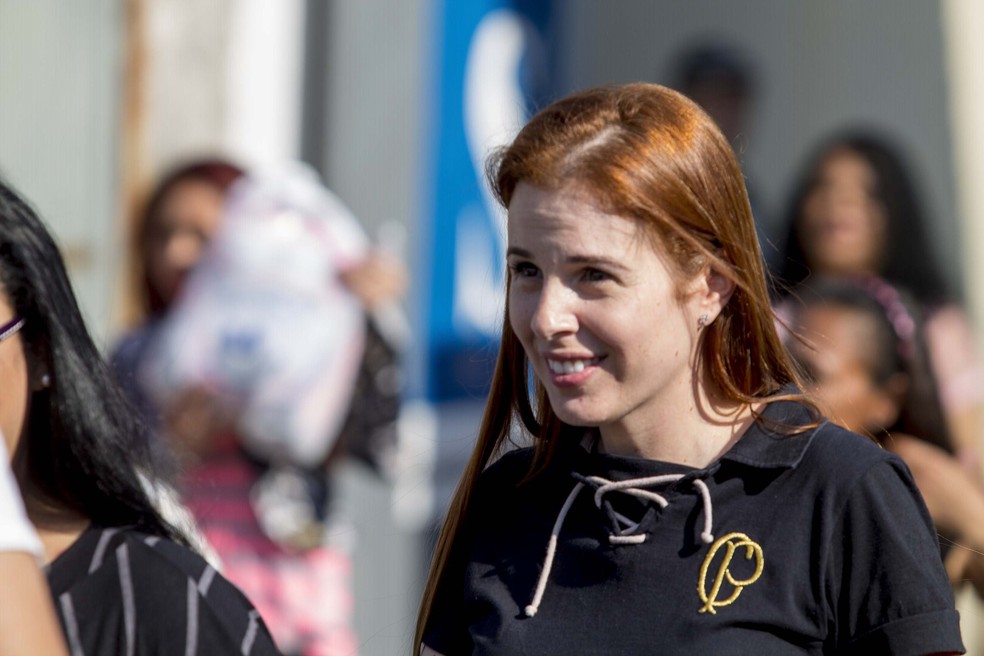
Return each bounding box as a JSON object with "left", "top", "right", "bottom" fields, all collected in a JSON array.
[{"left": 547, "top": 357, "right": 599, "bottom": 374}]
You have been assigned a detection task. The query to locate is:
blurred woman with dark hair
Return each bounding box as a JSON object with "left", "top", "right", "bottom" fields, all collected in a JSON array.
[
  {"left": 113, "top": 159, "right": 246, "bottom": 427},
  {"left": 777, "top": 131, "right": 984, "bottom": 471},
  {"left": 0, "top": 178, "right": 278, "bottom": 654},
  {"left": 112, "top": 157, "right": 405, "bottom": 655},
  {"left": 786, "top": 275, "right": 984, "bottom": 598}
]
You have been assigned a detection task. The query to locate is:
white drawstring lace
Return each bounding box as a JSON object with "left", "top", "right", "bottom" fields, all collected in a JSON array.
[{"left": 524, "top": 473, "right": 715, "bottom": 618}]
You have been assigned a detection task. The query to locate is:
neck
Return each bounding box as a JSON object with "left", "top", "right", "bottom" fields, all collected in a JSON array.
[
  {"left": 25, "top": 497, "right": 89, "bottom": 566},
  {"left": 598, "top": 376, "right": 756, "bottom": 468}
]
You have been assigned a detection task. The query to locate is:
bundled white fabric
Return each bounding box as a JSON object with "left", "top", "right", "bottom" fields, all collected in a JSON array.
[
  {"left": 0, "top": 436, "right": 42, "bottom": 557},
  {"left": 140, "top": 162, "right": 368, "bottom": 467}
]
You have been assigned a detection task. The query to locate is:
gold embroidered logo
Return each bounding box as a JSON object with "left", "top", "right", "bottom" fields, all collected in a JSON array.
[{"left": 697, "top": 532, "right": 764, "bottom": 614}]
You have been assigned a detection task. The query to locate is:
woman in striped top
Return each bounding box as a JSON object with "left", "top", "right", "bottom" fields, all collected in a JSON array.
[{"left": 0, "top": 178, "right": 280, "bottom": 655}]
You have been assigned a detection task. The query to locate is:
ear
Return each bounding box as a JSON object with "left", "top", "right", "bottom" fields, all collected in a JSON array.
[
  {"left": 25, "top": 340, "right": 51, "bottom": 393},
  {"left": 690, "top": 265, "right": 736, "bottom": 326}
]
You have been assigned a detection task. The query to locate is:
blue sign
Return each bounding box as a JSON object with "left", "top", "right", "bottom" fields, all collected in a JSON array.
[{"left": 417, "top": 0, "right": 557, "bottom": 401}]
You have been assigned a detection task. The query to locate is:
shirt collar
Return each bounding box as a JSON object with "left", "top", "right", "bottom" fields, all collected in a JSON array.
[{"left": 719, "top": 392, "right": 822, "bottom": 470}]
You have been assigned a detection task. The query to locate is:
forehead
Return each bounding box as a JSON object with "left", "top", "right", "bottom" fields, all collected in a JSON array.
[
  {"left": 156, "top": 179, "right": 225, "bottom": 220},
  {"left": 797, "top": 304, "right": 876, "bottom": 359},
  {"left": 507, "top": 182, "right": 644, "bottom": 247},
  {"left": 818, "top": 147, "right": 875, "bottom": 184}
]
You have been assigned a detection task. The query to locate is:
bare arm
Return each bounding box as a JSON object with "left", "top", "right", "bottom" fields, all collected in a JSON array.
[
  {"left": 0, "top": 551, "right": 68, "bottom": 656},
  {"left": 338, "top": 251, "right": 408, "bottom": 309}
]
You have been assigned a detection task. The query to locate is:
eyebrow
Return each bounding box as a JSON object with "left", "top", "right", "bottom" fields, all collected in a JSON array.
[{"left": 506, "top": 247, "right": 631, "bottom": 271}]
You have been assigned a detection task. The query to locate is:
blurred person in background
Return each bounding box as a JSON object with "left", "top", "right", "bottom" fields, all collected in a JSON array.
[
  {"left": 0, "top": 179, "right": 279, "bottom": 655},
  {"left": 778, "top": 131, "right": 984, "bottom": 474},
  {"left": 670, "top": 42, "right": 781, "bottom": 272},
  {"left": 111, "top": 158, "right": 406, "bottom": 656},
  {"left": 0, "top": 437, "right": 67, "bottom": 656},
  {"left": 416, "top": 83, "right": 962, "bottom": 655},
  {"left": 786, "top": 276, "right": 984, "bottom": 598}
]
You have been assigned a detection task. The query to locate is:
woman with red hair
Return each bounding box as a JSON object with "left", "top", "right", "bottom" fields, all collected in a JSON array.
[{"left": 415, "top": 84, "right": 963, "bottom": 655}]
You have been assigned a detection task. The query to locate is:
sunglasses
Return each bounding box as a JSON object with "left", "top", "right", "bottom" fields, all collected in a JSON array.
[{"left": 0, "top": 316, "right": 25, "bottom": 343}]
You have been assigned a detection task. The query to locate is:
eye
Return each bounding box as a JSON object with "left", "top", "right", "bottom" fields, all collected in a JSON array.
[
  {"left": 509, "top": 261, "right": 540, "bottom": 280},
  {"left": 581, "top": 267, "right": 612, "bottom": 283}
]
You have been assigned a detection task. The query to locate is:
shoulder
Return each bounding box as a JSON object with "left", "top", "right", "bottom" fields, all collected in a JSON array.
[
  {"left": 50, "top": 526, "right": 212, "bottom": 604},
  {"left": 790, "top": 420, "right": 922, "bottom": 515},
  {"left": 803, "top": 420, "right": 898, "bottom": 477},
  {"left": 51, "top": 526, "right": 279, "bottom": 655},
  {"left": 482, "top": 446, "right": 536, "bottom": 482},
  {"left": 468, "top": 447, "right": 542, "bottom": 517},
  {"left": 109, "top": 322, "right": 160, "bottom": 375}
]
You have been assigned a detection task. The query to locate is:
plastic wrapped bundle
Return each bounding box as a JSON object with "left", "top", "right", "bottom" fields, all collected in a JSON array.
[{"left": 140, "top": 162, "right": 368, "bottom": 468}]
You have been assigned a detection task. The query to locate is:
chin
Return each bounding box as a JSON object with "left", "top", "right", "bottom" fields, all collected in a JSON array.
[{"left": 549, "top": 400, "right": 610, "bottom": 429}]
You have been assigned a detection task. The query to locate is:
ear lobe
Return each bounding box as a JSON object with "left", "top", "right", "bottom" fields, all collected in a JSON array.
[
  {"left": 29, "top": 369, "right": 50, "bottom": 393},
  {"left": 25, "top": 341, "right": 51, "bottom": 393}
]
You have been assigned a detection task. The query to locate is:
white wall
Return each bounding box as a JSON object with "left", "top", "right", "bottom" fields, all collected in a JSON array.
[
  {"left": 145, "top": 0, "right": 305, "bottom": 174},
  {"left": 0, "top": 0, "right": 122, "bottom": 346}
]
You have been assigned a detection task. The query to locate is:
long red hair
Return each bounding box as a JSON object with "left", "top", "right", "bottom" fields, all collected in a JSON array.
[{"left": 414, "top": 83, "right": 806, "bottom": 651}]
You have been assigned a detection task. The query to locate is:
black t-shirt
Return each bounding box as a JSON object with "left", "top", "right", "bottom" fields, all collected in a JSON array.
[
  {"left": 47, "top": 525, "right": 281, "bottom": 655},
  {"left": 425, "top": 399, "right": 964, "bottom": 655}
]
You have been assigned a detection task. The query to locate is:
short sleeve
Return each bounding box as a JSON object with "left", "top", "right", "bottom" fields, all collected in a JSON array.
[{"left": 825, "top": 458, "right": 964, "bottom": 655}]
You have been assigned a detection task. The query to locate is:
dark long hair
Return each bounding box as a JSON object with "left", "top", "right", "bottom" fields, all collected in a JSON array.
[
  {"left": 135, "top": 159, "right": 245, "bottom": 318},
  {"left": 415, "top": 83, "right": 811, "bottom": 650},
  {"left": 793, "top": 276, "right": 953, "bottom": 453},
  {"left": 778, "top": 131, "right": 950, "bottom": 304},
  {"left": 0, "top": 180, "right": 185, "bottom": 542}
]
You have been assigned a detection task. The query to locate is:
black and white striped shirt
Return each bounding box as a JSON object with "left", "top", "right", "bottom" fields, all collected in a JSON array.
[{"left": 47, "top": 525, "right": 281, "bottom": 655}]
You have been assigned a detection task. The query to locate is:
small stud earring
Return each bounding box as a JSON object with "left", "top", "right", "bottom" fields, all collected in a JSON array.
[
  {"left": 41, "top": 373, "right": 51, "bottom": 388},
  {"left": 697, "top": 313, "right": 709, "bottom": 328}
]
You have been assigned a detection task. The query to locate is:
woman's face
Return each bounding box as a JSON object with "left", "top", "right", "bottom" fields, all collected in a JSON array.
[
  {"left": 144, "top": 179, "right": 226, "bottom": 307},
  {"left": 0, "top": 293, "right": 30, "bottom": 460},
  {"left": 507, "top": 182, "right": 707, "bottom": 439},
  {"left": 798, "top": 148, "right": 888, "bottom": 276},
  {"left": 789, "top": 304, "right": 899, "bottom": 434}
]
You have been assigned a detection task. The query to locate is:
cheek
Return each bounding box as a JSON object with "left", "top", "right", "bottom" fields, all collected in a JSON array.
[
  {"left": 862, "top": 209, "right": 889, "bottom": 255},
  {"left": 507, "top": 287, "right": 536, "bottom": 336},
  {"left": 801, "top": 192, "right": 823, "bottom": 226},
  {"left": 147, "top": 243, "right": 174, "bottom": 283},
  {"left": 0, "top": 353, "right": 29, "bottom": 454}
]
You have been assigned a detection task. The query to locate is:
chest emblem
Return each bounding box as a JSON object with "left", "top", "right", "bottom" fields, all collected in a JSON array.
[{"left": 697, "top": 531, "right": 764, "bottom": 614}]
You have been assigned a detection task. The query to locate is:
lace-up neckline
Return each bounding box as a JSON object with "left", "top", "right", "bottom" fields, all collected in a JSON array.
[{"left": 524, "top": 448, "right": 718, "bottom": 618}]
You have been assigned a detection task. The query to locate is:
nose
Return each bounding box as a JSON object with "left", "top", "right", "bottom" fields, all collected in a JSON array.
[
  {"left": 165, "top": 231, "right": 207, "bottom": 272},
  {"left": 530, "top": 279, "right": 578, "bottom": 340}
]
